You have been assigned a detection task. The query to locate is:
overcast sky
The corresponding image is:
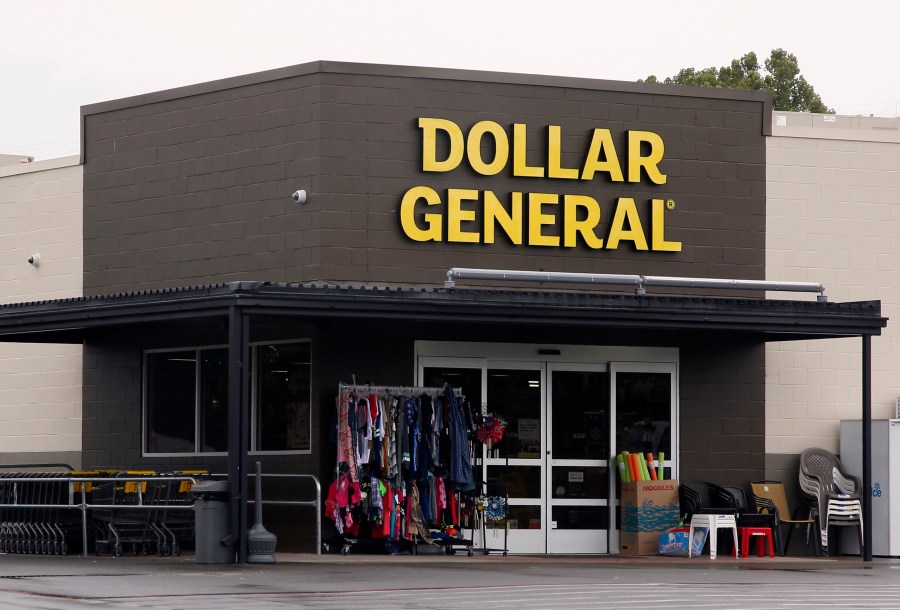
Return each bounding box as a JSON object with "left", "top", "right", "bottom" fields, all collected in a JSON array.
[{"left": 4, "top": 1, "right": 900, "bottom": 160}]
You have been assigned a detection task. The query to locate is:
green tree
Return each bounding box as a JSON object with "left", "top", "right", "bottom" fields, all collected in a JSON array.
[{"left": 641, "top": 49, "right": 833, "bottom": 113}]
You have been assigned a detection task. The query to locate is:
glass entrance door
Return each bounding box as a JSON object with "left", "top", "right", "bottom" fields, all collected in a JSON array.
[
  {"left": 419, "top": 344, "right": 677, "bottom": 555},
  {"left": 422, "top": 360, "right": 610, "bottom": 554},
  {"left": 484, "top": 364, "right": 545, "bottom": 553},
  {"left": 609, "top": 362, "right": 677, "bottom": 553},
  {"left": 547, "top": 364, "right": 610, "bottom": 553},
  {"left": 422, "top": 360, "right": 546, "bottom": 554},
  {"left": 612, "top": 363, "right": 676, "bottom": 478}
]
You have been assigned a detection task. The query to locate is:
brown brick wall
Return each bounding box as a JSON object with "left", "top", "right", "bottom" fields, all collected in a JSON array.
[
  {"left": 680, "top": 338, "right": 766, "bottom": 485},
  {"left": 82, "top": 63, "right": 767, "bottom": 296},
  {"left": 83, "top": 74, "right": 323, "bottom": 295}
]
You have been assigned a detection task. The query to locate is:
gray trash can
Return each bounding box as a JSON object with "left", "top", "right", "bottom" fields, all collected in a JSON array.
[{"left": 193, "top": 480, "right": 234, "bottom": 564}]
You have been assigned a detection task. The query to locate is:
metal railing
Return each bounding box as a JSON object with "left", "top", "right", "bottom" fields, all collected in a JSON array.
[
  {"left": 0, "top": 470, "right": 321, "bottom": 557},
  {"left": 0, "top": 474, "right": 199, "bottom": 556},
  {"left": 212, "top": 471, "right": 322, "bottom": 555}
]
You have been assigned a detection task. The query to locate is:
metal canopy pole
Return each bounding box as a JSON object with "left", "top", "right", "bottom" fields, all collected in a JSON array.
[
  {"left": 862, "top": 334, "right": 873, "bottom": 561},
  {"left": 239, "top": 310, "right": 250, "bottom": 563},
  {"left": 227, "top": 305, "right": 250, "bottom": 563}
]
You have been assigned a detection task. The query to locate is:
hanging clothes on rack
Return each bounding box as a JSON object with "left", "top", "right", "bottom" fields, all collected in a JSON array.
[
  {"left": 326, "top": 382, "right": 476, "bottom": 556},
  {"left": 446, "top": 384, "right": 475, "bottom": 492},
  {"left": 336, "top": 392, "right": 359, "bottom": 483}
]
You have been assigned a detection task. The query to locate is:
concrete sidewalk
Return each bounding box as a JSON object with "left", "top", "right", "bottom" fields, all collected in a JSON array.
[{"left": 0, "top": 551, "right": 896, "bottom": 609}]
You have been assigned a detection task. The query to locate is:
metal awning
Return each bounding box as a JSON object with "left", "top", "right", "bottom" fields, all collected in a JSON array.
[
  {"left": 0, "top": 280, "right": 886, "bottom": 562},
  {"left": 0, "top": 280, "right": 887, "bottom": 342}
]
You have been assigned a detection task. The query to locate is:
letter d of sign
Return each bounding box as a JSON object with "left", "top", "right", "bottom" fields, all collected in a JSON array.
[{"left": 419, "top": 118, "right": 464, "bottom": 173}]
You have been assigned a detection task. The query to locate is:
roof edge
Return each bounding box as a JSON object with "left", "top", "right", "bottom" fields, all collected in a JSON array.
[
  {"left": 81, "top": 60, "right": 773, "bottom": 119},
  {"left": 0, "top": 155, "right": 80, "bottom": 179},
  {"left": 79, "top": 61, "right": 773, "bottom": 161}
]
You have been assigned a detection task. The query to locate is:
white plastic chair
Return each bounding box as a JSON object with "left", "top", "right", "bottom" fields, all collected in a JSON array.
[
  {"left": 688, "top": 513, "right": 739, "bottom": 559},
  {"left": 799, "top": 448, "right": 863, "bottom": 555}
]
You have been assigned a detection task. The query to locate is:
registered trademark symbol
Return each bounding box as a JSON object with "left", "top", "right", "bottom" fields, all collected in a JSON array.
[{"left": 666, "top": 200, "right": 675, "bottom": 210}]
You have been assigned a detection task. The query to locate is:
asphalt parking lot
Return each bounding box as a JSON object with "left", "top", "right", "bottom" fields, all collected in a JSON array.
[{"left": 0, "top": 551, "right": 899, "bottom": 609}]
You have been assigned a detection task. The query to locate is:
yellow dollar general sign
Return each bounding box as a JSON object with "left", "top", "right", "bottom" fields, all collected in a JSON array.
[{"left": 399, "top": 118, "right": 682, "bottom": 251}]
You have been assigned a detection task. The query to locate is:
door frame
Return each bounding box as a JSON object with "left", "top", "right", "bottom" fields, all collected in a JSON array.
[
  {"left": 608, "top": 360, "right": 679, "bottom": 554},
  {"left": 546, "top": 361, "right": 610, "bottom": 554}
]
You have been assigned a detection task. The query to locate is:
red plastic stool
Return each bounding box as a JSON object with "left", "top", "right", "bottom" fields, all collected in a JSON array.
[{"left": 739, "top": 527, "right": 774, "bottom": 558}]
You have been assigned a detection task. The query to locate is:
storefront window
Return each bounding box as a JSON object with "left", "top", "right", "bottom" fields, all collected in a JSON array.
[
  {"left": 615, "top": 372, "right": 672, "bottom": 458},
  {"left": 144, "top": 341, "right": 311, "bottom": 455},
  {"left": 145, "top": 351, "right": 197, "bottom": 454},
  {"left": 199, "top": 348, "right": 228, "bottom": 452},
  {"left": 255, "top": 342, "right": 311, "bottom": 451}
]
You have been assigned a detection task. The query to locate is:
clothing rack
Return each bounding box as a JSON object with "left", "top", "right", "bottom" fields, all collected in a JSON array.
[{"left": 327, "top": 381, "right": 475, "bottom": 556}]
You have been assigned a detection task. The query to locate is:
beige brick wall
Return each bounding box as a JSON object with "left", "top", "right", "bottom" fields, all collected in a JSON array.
[
  {"left": 766, "top": 113, "right": 900, "bottom": 455},
  {"left": 0, "top": 157, "right": 82, "bottom": 455}
]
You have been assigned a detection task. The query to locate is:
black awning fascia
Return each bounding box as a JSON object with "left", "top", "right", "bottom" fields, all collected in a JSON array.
[
  {"left": 0, "top": 281, "right": 886, "bottom": 343},
  {"left": 231, "top": 294, "right": 884, "bottom": 338}
]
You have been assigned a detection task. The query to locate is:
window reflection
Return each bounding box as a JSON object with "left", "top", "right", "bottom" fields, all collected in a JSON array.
[
  {"left": 256, "top": 342, "right": 311, "bottom": 451},
  {"left": 144, "top": 341, "right": 311, "bottom": 454},
  {"left": 422, "top": 367, "right": 482, "bottom": 411},
  {"left": 615, "top": 372, "right": 671, "bottom": 458},
  {"left": 146, "top": 351, "right": 196, "bottom": 453},
  {"left": 505, "top": 505, "right": 541, "bottom": 531},
  {"left": 200, "top": 349, "right": 228, "bottom": 452},
  {"left": 552, "top": 506, "right": 607, "bottom": 530},
  {"left": 487, "top": 369, "right": 541, "bottom": 458},
  {"left": 551, "top": 370, "right": 609, "bottom": 460}
]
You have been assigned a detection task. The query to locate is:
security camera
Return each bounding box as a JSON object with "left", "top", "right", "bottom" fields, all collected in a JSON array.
[
  {"left": 292, "top": 190, "right": 307, "bottom": 204},
  {"left": 27, "top": 254, "right": 41, "bottom": 267}
]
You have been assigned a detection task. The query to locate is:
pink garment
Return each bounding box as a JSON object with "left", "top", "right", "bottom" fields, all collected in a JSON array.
[
  {"left": 436, "top": 476, "right": 447, "bottom": 510},
  {"left": 334, "top": 473, "right": 350, "bottom": 508},
  {"left": 348, "top": 481, "right": 362, "bottom": 505}
]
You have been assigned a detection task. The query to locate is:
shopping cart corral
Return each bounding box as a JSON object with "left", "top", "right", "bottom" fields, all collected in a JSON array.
[
  {"left": 0, "top": 467, "right": 321, "bottom": 558},
  {"left": 0, "top": 468, "right": 202, "bottom": 557}
]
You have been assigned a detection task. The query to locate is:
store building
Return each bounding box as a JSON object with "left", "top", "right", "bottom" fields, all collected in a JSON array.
[
  {"left": 0, "top": 62, "right": 887, "bottom": 556},
  {"left": 765, "top": 112, "right": 900, "bottom": 484},
  {"left": 0, "top": 155, "right": 83, "bottom": 466}
]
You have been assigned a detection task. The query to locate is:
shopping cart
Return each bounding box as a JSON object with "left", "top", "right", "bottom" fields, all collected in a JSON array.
[
  {"left": 144, "top": 471, "right": 201, "bottom": 556},
  {"left": 155, "top": 470, "right": 203, "bottom": 556},
  {"left": 91, "top": 471, "right": 201, "bottom": 557},
  {"left": 0, "top": 472, "right": 81, "bottom": 554},
  {"left": 30, "top": 472, "right": 69, "bottom": 554},
  {"left": 91, "top": 471, "right": 156, "bottom": 557}
]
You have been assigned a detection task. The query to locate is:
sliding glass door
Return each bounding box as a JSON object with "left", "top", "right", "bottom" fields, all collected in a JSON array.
[
  {"left": 418, "top": 343, "right": 677, "bottom": 554},
  {"left": 547, "top": 364, "right": 610, "bottom": 553}
]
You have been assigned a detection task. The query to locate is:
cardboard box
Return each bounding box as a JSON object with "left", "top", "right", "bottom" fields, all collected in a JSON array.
[
  {"left": 620, "top": 480, "right": 680, "bottom": 555},
  {"left": 658, "top": 526, "right": 708, "bottom": 557},
  {"left": 658, "top": 528, "right": 690, "bottom": 557},
  {"left": 659, "top": 527, "right": 709, "bottom": 557}
]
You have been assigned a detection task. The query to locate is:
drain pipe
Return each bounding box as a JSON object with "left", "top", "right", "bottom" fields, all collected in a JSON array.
[
  {"left": 444, "top": 268, "right": 642, "bottom": 289},
  {"left": 444, "top": 268, "right": 827, "bottom": 301},
  {"left": 640, "top": 275, "right": 827, "bottom": 301}
]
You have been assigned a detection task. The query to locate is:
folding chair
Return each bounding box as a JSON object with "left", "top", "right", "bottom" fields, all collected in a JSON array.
[{"left": 750, "top": 480, "right": 820, "bottom": 556}]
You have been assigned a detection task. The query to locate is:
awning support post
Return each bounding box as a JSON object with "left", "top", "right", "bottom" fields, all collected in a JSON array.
[
  {"left": 862, "top": 334, "right": 873, "bottom": 561},
  {"left": 227, "top": 305, "right": 251, "bottom": 563}
]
